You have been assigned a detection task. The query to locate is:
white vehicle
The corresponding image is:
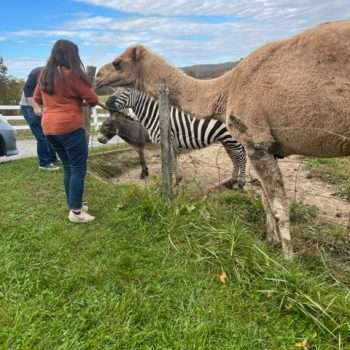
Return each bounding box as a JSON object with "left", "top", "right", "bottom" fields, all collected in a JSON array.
[{"left": 0, "top": 116, "right": 18, "bottom": 156}]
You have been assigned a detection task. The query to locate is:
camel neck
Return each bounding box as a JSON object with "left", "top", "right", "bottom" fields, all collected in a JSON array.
[{"left": 141, "top": 56, "right": 233, "bottom": 119}]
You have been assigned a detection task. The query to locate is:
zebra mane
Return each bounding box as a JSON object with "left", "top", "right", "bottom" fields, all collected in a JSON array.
[{"left": 112, "top": 86, "right": 157, "bottom": 102}]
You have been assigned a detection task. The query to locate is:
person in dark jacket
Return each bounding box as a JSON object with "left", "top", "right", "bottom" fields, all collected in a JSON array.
[{"left": 20, "top": 67, "right": 59, "bottom": 170}]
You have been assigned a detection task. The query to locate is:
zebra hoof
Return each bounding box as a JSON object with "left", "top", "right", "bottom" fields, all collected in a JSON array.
[
  {"left": 140, "top": 168, "right": 149, "bottom": 179},
  {"left": 236, "top": 180, "right": 246, "bottom": 191},
  {"left": 227, "top": 180, "right": 245, "bottom": 191},
  {"left": 223, "top": 179, "right": 235, "bottom": 189}
]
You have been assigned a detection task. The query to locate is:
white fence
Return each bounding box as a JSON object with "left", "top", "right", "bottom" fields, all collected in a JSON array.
[{"left": 0, "top": 105, "right": 109, "bottom": 131}]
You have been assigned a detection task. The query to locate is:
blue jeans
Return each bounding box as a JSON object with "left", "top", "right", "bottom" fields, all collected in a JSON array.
[
  {"left": 21, "top": 105, "right": 57, "bottom": 166},
  {"left": 47, "top": 129, "right": 88, "bottom": 210}
]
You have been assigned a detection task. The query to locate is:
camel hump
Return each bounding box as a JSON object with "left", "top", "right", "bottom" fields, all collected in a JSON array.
[
  {"left": 289, "top": 20, "right": 350, "bottom": 62},
  {"left": 232, "top": 20, "right": 350, "bottom": 90}
]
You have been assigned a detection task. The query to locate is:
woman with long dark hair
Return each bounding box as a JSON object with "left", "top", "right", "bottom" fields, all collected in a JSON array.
[{"left": 34, "top": 39, "right": 98, "bottom": 223}]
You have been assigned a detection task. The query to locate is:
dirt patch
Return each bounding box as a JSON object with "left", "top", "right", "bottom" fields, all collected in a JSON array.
[
  {"left": 92, "top": 145, "right": 350, "bottom": 227},
  {"left": 279, "top": 158, "right": 350, "bottom": 227},
  {"left": 90, "top": 145, "right": 350, "bottom": 283}
]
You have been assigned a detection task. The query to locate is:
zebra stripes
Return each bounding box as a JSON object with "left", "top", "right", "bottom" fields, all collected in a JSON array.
[{"left": 106, "top": 87, "right": 247, "bottom": 188}]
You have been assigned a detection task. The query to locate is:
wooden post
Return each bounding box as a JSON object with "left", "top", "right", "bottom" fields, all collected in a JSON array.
[
  {"left": 83, "top": 65, "right": 97, "bottom": 145},
  {"left": 158, "top": 83, "right": 173, "bottom": 199}
]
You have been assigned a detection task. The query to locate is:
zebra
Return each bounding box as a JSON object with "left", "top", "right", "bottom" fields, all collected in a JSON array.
[{"left": 105, "top": 87, "right": 247, "bottom": 189}]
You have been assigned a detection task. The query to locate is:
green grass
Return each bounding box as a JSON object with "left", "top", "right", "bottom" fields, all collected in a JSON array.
[
  {"left": 98, "top": 95, "right": 110, "bottom": 103},
  {"left": 305, "top": 157, "right": 350, "bottom": 199},
  {"left": 290, "top": 201, "right": 350, "bottom": 286},
  {"left": 0, "top": 158, "right": 350, "bottom": 349},
  {"left": 89, "top": 142, "right": 130, "bottom": 155}
]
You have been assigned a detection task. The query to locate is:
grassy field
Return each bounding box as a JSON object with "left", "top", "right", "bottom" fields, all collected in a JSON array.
[
  {"left": 0, "top": 157, "right": 350, "bottom": 349},
  {"left": 305, "top": 158, "right": 350, "bottom": 200}
]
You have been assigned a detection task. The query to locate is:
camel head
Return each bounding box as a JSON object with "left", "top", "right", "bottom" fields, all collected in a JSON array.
[{"left": 96, "top": 45, "right": 146, "bottom": 90}]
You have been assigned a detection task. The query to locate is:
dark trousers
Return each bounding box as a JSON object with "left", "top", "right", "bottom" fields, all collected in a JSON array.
[
  {"left": 21, "top": 105, "right": 57, "bottom": 166},
  {"left": 47, "top": 129, "right": 88, "bottom": 210}
]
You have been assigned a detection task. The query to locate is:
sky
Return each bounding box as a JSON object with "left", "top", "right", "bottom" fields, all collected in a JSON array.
[{"left": 1, "top": 0, "right": 349, "bottom": 79}]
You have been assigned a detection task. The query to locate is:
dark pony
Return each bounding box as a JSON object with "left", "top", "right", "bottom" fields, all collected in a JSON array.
[{"left": 40, "top": 39, "right": 90, "bottom": 94}]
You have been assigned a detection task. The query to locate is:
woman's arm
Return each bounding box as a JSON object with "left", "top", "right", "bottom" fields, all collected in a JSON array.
[
  {"left": 32, "top": 85, "right": 43, "bottom": 116},
  {"left": 72, "top": 75, "right": 99, "bottom": 107}
]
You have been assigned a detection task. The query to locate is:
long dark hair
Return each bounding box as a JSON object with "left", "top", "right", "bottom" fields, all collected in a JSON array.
[{"left": 40, "top": 39, "right": 90, "bottom": 94}]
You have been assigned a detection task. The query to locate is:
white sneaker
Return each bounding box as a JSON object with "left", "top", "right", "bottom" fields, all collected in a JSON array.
[
  {"left": 68, "top": 210, "right": 95, "bottom": 223},
  {"left": 39, "top": 163, "right": 60, "bottom": 171},
  {"left": 82, "top": 203, "right": 89, "bottom": 212}
]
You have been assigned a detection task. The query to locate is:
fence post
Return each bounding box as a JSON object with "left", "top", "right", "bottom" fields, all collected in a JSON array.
[
  {"left": 158, "top": 83, "right": 173, "bottom": 199},
  {"left": 83, "top": 65, "right": 97, "bottom": 145}
]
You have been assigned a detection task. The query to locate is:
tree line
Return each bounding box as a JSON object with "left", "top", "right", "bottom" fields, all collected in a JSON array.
[{"left": 0, "top": 57, "right": 24, "bottom": 105}]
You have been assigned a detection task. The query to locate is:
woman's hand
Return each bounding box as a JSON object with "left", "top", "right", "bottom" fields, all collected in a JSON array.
[
  {"left": 33, "top": 104, "right": 42, "bottom": 116},
  {"left": 28, "top": 97, "right": 42, "bottom": 116}
]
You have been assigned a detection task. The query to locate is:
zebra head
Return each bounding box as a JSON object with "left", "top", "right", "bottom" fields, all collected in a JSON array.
[{"left": 105, "top": 87, "right": 137, "bottom": 111}]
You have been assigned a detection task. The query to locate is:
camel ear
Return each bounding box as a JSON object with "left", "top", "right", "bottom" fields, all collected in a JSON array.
[{"left": 130, "top": 46, "right": 144, "bottom": 62}]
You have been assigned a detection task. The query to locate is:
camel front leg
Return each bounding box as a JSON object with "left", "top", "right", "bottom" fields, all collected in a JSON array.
[
  {"left": 260, "top": 188, "right": 280, "bottom": 244},
  {"left": 247, "top": 144, "right": 293, "bottom": 259}
]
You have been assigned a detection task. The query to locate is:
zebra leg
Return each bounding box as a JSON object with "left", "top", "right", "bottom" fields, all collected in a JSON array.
[
  {"left": 236, "top": 146, "right": 247, "bottom": 189},
  {"left": 222, "top": 142, "right": 247, "bottom": 190},
  {"left": 137, "top": 147, "right": 149, "bottom": 179}
]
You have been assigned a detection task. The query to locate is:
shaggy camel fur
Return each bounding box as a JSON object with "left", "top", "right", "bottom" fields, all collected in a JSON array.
[{"left": 96, "top": 20, "right": 350, "bottom": 259}]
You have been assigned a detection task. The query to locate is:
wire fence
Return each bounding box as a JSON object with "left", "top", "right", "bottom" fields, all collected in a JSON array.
[{"left": 88, "top": 134, "right": 350, "bottom": 231}]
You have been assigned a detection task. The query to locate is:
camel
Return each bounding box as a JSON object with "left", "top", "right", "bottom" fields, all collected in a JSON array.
[{"left": 96, "top": 20, "right": 350, "bottom": 259}]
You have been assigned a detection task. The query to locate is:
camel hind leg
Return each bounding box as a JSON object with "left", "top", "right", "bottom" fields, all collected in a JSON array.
[
  {"left": 226, "top": 112, "right": 292, "bottom": 258},
  {"left": 247, "top": 143, "right": 293, "bottom": 259}
]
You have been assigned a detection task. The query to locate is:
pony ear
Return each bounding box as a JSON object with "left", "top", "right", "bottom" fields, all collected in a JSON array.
[{"left": 130, "top": 46, "right": 144, "bottom": 62}]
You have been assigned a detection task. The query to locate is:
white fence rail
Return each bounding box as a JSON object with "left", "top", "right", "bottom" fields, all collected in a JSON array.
[{"left": 0, "top": 105, "right": 109, "bottom": 131}]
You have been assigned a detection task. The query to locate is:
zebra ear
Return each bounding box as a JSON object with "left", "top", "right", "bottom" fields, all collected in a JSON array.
[
  {"left": 131, "top": 46, "right": 145, "bottom": 62},
  {"left": 106, "top": 95, "right": 117, "bottom": 110}
]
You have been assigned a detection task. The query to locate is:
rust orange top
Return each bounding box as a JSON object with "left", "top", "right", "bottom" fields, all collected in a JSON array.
[{"left": 34, "top": 68, "right": 98, "bottom": 135}]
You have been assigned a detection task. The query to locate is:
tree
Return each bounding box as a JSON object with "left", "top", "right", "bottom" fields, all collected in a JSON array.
[
  {"left": 0, "top": 57, "right": 8, "bottom": 80},
  {"left": 0, "top": 57, "right": 9, "bottom": 103},
  {"left": 0, "top": 57, "right": 24, "bottom": 105}
]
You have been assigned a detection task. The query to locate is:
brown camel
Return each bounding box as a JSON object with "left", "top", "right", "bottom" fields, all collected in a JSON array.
[{"left": 96, "top": 20, "right": 350, "bottom": 259}]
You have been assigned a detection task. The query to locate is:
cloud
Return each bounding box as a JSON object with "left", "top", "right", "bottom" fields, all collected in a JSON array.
[
  {"left": 11, "top": 29, "right": 97, "bottom": 41},
  {"left": 62, "top": 1, "right": 350, "bottom": 65},
  {"left": 5, "top": 0, "right": 350, "bottom": 78},
  {"left": 6, "top": 57, "right": 46, "bottom": 78},
  {"left": 74, "top": 0, "right": 350, "bottom": 24},
  {"left": 8, "top": 15, "right": 277, "bottom": 67}
]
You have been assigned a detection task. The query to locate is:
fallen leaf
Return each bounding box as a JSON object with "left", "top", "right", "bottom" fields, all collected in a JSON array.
[
  {"left": 295, "top": 339, "right": 308, "bottom": 349},
  {"left": 219, "top": 271, "right": 229, "bottom": 284},
  {"left": 285, "top": 303, "right": 294, "bottom": 311}
]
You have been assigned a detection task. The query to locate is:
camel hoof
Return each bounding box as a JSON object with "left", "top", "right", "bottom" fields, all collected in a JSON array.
[
  {"left": 266, "top": 236, "right": 281, "bottom": 247},
  {"left": 282, "top": 241, "right": 294, "bottom": 260}
]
